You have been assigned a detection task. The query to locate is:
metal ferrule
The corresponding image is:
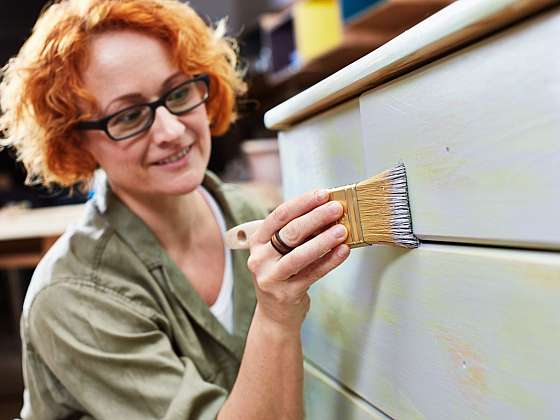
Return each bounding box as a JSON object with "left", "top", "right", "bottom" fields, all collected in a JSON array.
[{"left": 329, "top": 183, "right": 366, "bottom": 248}]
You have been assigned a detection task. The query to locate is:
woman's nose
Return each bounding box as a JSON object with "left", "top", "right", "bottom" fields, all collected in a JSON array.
[{"left": 150, "top": 106, "right": 185, "bottom": 144}]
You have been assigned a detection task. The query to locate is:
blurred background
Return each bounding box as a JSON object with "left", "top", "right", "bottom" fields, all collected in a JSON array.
[{"left": 0, "top": 0, "right": 453, "bottom": 417}]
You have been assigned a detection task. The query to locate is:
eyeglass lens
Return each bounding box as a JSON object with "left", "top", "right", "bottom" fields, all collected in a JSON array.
[{"left": 107, "top": 79, "right": 208, "bottom": 140}]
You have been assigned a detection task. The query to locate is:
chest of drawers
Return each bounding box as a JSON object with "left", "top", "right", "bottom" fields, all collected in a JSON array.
[{"left": 265, "top": 1, "right": 560, "bottom": 418}]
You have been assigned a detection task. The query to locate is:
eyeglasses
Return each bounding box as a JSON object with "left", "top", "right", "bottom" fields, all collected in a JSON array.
[{"left": 76, "top": 74, "right": 210, "bottom": 141}]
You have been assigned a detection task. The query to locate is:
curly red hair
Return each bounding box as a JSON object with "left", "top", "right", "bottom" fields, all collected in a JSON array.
[{"left": 0, "top": 0, "right": 246, "bottom": 187}]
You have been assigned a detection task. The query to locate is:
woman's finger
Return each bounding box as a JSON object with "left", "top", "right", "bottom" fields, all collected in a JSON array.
[
  {"left": 272, "top": 243, "right": 350, "bottom": 301},
  {"left": 252, "top": 189, "right": 330, "bottom": 245},
  {"left": 293, "top": 244, "right": 350, "bottom": 289},
  {"left": 271, "top": 223, "right": 348, "bottom": 280},
  {"left": 276, "top": 200, "right": 343, "bottom": 249}
]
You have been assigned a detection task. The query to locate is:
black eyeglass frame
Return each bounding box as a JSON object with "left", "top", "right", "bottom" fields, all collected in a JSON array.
[{"left": 75, "top": 74, "right": 210, "bottom": 141}]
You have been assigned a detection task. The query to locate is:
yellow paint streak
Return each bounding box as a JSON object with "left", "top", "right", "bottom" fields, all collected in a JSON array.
[
  {"left": 375, "top": 307, "right": 399, "bottom": 327},
  {"left": 405, "top": 145, "right": 471, "bottom": 188},
  {"left": 397, "top": 388, "right": 427, "bottom": 420},
  {"left": 315, "top": 289, "right": 369, "bottom": 347},
  {"left": 435, "top": 328, "right": 489, "bottom": 406},
  {"left": 522, "top": 264, "right": 560, "bottom": 291},
  {"left": 325, "top": 126, "right": 363, "bottom": 171},
  {"left": 488, "top": 377, "right": 543, "bottom": 417}
]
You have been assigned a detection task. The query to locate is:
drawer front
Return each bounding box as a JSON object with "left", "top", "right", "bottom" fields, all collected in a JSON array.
[
  {"left": 304, "top": 362, "right": 389, "bottom": 420},
  {"left": 359, "top": 8, "right": 560, "bottom": 250},
  {"left": 303, "top": 244, "right": 560, "bottom": 420}
]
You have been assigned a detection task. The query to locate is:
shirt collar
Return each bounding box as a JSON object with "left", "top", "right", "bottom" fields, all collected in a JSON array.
[{"left": 92, "top": 171, "right": 163, "bottom": 268}]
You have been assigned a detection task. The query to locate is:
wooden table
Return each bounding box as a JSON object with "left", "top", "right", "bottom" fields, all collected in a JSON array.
[{"left": 0, "top": 204, "right": 85, "bottom": 329}]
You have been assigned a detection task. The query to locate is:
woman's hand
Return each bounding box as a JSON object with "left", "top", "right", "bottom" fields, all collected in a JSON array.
[{"left": 246, "top": 189, "right": 350, "bottom": 333}]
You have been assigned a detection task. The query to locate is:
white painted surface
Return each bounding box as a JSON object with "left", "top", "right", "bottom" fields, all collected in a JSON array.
[
  {"left": 359, "top": 8, "right": 560, "bottom": 250},
  {"left": 303, "top": 244, "right": 560, "bottom": 420},
  {"left": 304, "top": 361, "right": 390, "bottom": 420},
  {"left": 274, "top": 4, "right": 560, "bottom": 419},
  {"left": 265, "top": 0, "right": 557, "bottom": 129},
  {"left": 278, "top": 91, "right": 560, "bottom": 419},
  {"left": 278, "top": 99, "right": 365, "bottom": 199}
]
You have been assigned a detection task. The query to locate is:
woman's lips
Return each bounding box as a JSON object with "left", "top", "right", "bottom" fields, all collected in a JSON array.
[{"left": 153, "top": 145, "right": 192, "bottom": 166}]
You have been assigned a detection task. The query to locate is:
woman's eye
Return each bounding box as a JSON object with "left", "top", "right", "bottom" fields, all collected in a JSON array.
[
  {"left": 169, "top": 86, "right": 191, "bottom": 102},
  {"left": 114, "top": 108, "right": 143, "bottom": 125}
]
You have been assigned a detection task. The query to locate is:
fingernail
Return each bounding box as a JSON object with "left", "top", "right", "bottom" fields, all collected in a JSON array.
[
  {"left": 317, "top": 189, "right": 330, "bottom": 201},
  {"left": 337, "top": 244, "right": 349, "bottom": 257},
  {"left": 333, "top": 224, "right": 347, "bottom": 239},
  {"left": 329, "top": 201, "right": 342, "bottom": 214}
]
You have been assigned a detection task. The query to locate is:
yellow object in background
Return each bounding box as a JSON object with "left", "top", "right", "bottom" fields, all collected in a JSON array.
[{"left": 293, "top": 0, "right": 343, "bottom": 63}]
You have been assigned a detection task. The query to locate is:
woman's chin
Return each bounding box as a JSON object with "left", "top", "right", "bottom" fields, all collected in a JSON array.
[
  {"left": 158, "top": 171, "right": 205, "bottom": 196},
  {"left": 111, "top": 162, "right": 207, "bottom": 200}
]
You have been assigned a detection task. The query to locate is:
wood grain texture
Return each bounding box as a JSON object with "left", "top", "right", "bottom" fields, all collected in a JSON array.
[
  {"left": 359, "top": 8, "right": 560, "bottom": 250},
  {"left": 346, "top": 0, "right": 455, "bottom": 34},
  {"left": 304, "top": 361, "right": 390, "bottom": 420},
  {"left": 265, "top": 0, "right": 557, "bottom": 130},
  {"left": 0, "top": 204, "right": 85, "bottom": 241}
]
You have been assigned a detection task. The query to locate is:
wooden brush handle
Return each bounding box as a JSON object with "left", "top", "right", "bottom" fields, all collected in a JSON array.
[{"left": 224, "top": 220, "right": 264, "bottom": 249}]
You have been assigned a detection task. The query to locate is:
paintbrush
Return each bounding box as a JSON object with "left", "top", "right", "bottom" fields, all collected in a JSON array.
[{"left": 225, "top": 163, "right": 419, "bottom": 250}]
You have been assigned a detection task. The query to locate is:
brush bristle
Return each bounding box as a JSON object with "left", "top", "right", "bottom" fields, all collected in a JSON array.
[{"left": 355, "top": 163, "right": 418, "bottom": 248}]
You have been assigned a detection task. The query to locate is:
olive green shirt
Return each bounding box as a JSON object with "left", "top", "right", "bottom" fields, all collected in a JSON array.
[{"left": 20, "top": 172, "right": 267, "bottom": 420}]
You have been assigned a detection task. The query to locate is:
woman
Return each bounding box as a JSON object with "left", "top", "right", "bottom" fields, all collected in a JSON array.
[{"left": 0, "top": 0, "right": 350, "bottom": 418}]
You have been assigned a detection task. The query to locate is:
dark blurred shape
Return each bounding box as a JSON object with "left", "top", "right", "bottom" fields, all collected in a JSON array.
[
  {"left": 0, "top": 149, "right": 88, "bottom": 209},
  {"left": 0, "top": 1, "right": 88, "bottom": 208},
  {"left": 0, "top": 1, "right": 47, "bottom": 67}
]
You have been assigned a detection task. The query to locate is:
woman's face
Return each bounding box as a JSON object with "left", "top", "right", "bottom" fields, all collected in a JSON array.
[{"left": 80, "top": 30, "right": 212, "bottom": 200}]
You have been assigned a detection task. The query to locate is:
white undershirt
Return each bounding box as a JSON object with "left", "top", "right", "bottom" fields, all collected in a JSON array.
[{"left": 198, "top": 186, "right": 234, "bottom": 334}]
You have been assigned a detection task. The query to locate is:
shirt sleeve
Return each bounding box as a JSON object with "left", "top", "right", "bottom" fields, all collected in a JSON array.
[{"left": 26, "top": 280, "right": 227, "bottom": 420}]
